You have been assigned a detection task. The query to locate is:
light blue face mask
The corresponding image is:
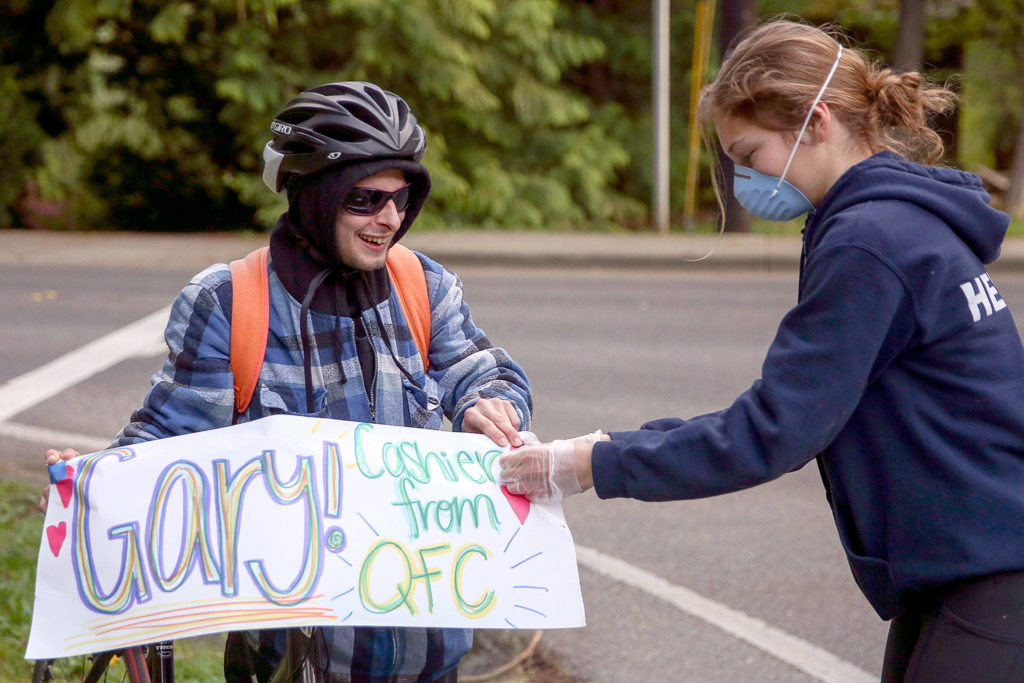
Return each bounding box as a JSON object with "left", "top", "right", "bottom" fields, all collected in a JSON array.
[{"left": 733, "top": 45, "right": 843, "bottom": 222}]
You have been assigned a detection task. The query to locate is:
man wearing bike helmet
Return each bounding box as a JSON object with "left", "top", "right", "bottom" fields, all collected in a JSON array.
[{"left": 45, "top": 82, "right": 532, "bottom": 682}]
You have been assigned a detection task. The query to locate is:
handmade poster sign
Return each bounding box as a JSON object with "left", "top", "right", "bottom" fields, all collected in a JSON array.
[{"left": 26, "top": 414, "right": 585, "bottom": 659}]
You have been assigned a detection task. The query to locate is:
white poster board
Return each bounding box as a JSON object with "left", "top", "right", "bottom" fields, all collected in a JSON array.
[{"left": 27, "top": 414, "right": 584, "bottom": 659}]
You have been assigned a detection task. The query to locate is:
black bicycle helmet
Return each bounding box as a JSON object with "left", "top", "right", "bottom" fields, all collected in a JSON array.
[{"left": 262, "top": 81, "right": 426, "bottom": 193}]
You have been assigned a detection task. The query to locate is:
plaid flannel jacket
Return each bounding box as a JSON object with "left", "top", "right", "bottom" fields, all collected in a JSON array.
[{"left": 113, "top": 250, "right": 532, "bottom": 680}]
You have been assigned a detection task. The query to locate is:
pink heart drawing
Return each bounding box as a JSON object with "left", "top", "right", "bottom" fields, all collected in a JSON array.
[
  {"left": 46, "top": 521, "right": 67, "bottom": 557},
  {"left": 500, "top": 485, "right": 531, "bottom": 525},
  {"left": 56, "top": 465, "right": 74, "bottom": 508}
]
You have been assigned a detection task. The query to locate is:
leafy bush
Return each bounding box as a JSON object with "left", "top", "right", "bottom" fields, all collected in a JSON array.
[
  {"left": 0, "top": 68, "right": 46, "bottom": 229},
  {"left": 2, "top": 0, "right": 634, "bottom": 232}
]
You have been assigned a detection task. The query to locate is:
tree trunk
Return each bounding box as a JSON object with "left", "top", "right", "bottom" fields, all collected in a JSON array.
[
  {"left": 717, "top": 0, "right": 755, "bottom": 232},
  {"left": 893, "top": 0, "right": 926, "bottom": 71}
]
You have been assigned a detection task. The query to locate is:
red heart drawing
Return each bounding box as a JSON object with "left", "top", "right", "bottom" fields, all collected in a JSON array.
[
  {"left": 46, "top": 522, "right": 67, "bottom": 557},
  {"left": 56, "top": 465, "right": 74, "bottom": 508},
  {"left": 500, "top": 485, "right": 531, "bottom": 525}
]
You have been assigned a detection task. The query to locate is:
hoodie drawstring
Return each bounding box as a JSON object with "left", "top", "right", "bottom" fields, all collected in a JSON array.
[
  {"left": 298, "top": 267, "right": 423, "bottom": 418},
  {"left": 359, "top": 270, "right": 423, "bottom": 390},
  {"left": 299, "top": 269, "right": 332, "bottom": 414}
]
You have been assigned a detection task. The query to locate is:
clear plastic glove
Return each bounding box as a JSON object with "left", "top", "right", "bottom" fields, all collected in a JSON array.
[
  {"left": 499, "top": 431, "right": 603, "bottom": 501},
  {"left": 499, "top": 439, "right": 578, "bottom": 501},
  {"left": 571, "top": 430, "right": 604, "bottom": 445},
  {"left": 517, "top": 431, "right": 541, "bottom": 447},
  {"left": 499, "top": 436, "right": 598, "bottom": 505}
]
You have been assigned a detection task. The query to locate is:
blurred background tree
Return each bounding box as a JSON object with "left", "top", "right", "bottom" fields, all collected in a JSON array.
[
  {"left": 760, "top": 0, "right": 1024, "bottom": 218},
  {"left": 1, "top": 0, "right": 632, "bottom": 231},
  {"left": 1, "top": 0, "right": 1021, "bottom": 232}
]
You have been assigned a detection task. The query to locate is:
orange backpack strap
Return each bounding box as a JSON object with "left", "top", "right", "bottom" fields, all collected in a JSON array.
[
  {"left": 386, "top": 244, "right": 431, "bottom": 371},
  {"left": 229, "top": 246, "right": 270, "bottom": 413},
  {"left": 228, "top": 244, "right": 431, "bottom": 414}
]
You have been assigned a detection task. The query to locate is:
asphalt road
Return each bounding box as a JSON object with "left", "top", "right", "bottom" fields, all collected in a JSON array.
[
  {"left": 7, "top": 246, "right": 1024, "bottom": 681},
  {"left": 457, "top": 266, "right": 886, "bottom": 682}
]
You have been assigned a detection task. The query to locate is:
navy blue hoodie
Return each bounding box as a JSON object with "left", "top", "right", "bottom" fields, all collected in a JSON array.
[{"left": 592, "top": 152, "right": 1024, "bottom": 619}]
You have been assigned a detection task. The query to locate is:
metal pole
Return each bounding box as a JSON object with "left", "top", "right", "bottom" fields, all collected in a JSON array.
[{"left": 653, "top": 0, "right": 670, "bottom": 234}]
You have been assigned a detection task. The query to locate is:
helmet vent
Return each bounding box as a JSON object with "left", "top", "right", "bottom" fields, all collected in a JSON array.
[
  {"left": 347, "top": 103, "right": 386, "bottom": 132},
  {"left": 318, "top": 124, "right": 369, "bottom": 143},
  {"left": 366, "top": 87, "right": 389, "bottom": 112},
  {"left": 277, "top": 108, "right": 316, "bottom": 125},
  {"left": 316, "top": 84, "right": 351, "bottom": 98}
]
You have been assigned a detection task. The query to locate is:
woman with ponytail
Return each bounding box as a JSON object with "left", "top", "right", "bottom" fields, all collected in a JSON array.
[{"left": 500, "top": 19, "right": 1024, "bottom": 680}]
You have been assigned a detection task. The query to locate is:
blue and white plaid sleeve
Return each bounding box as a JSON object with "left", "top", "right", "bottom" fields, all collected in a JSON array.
[
  {"left": 418, "top": 255, "right": 533, "bottom": 431},
  {"left": 112, "top": 265, "right": 236, "bottom": 446}
]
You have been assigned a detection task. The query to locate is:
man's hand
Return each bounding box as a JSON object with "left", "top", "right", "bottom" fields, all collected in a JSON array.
[
  {"left": 39, "top": 448, "right": 79, "bottom": 514},
  {"left": 498, "top": 432, "right": 601, "bottom": 501},
  {"left": 461, "top": 398, "right": 523, "bottom": 447}
]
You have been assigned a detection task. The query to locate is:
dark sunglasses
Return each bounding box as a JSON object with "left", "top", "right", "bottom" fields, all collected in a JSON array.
[{"left": 342, "top": 185, "right": 412, "bottom": 216}]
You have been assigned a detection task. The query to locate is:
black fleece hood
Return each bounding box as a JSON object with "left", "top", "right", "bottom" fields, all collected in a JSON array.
[
  {"left": 268, "top": 158, "right": 430, "bottom": 315},
  {"left": 284, "top": 158, "right": 431, "bottom": 268}
]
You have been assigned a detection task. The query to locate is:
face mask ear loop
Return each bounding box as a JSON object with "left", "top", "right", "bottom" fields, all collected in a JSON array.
[{"left": 769, "top": 44, "right": 843, "bottom": 199}]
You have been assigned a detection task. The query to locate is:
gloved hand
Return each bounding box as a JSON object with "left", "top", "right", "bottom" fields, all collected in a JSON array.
[
  {"left": 491, "top": 432, "right": 598, "bottom": 501},
  {"left": 498, "top": 439, "right": 577, "bottom": 501},
  {"left": 498, "top": 431, "right": 601, "bottom": 501},
  {"left": 517, "top": 431, "right": 541, "bottom": 447}
]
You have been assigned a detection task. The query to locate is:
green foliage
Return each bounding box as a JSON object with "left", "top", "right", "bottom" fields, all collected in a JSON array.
[
  {"left": 0, "top": 68, "right": 46, "bottom": 228},
  {"left": 958, "top": 0, "right": 1024, "bottom": 174},
  {"left": 559, "top": 1, "right": 698, "bottom": 228},
  {"left": 307, "top": 0, "right": 627, "bottom": 229},
  {"left": 1, "top": 0, "right": 632, "bottom": 231},
  {"left": 960, "top": 39, "right": 1019, "bottom": 171},
  {"left": 759, "top": 0, "right": 1023, "bottom": 176},
  {"left": 0, "top": 0, "right": 1019, "bottom": 231}
]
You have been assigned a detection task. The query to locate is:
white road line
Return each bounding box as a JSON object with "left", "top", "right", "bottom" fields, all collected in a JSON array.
[
  {"left": 3, "top": 307, "right": 875, "bottom": 682},
  {"left": 575, "top": 544, "right": 876, "bottom": 683},
  {"left": 0, "top": 305, "right": 170, "bottom": 422},
  {"left": 0, "top": 421, "right": 110, "bottom": 453}
]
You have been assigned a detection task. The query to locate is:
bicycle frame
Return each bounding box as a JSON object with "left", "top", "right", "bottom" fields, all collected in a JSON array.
[{"left": 31, "top": 641, "right": 174, "bottom": 683}]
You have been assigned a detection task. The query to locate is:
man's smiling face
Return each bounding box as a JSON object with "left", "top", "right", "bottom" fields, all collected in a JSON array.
[{"left": 334, "top": 168, "right": 407, "bottom": 271}]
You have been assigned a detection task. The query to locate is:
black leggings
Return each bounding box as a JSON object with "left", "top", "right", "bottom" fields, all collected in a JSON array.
[{"left": 882, "top": 570, "right": 1024, "bottom": 682}]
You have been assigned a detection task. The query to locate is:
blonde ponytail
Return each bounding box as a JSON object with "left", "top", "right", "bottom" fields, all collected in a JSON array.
[
  {"left": 864, "top": 67, "right": 956, "bottom": 164},
  {"left": 698, "top": 20, "right": 958, "bottom": 165}
]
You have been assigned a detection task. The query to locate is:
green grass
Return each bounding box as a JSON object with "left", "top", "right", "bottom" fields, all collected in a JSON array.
[
  {"left": 0, "top": 478, "right": 224, "bottom": 681},
  {"left": 0, "top": 479, "right": 42, "bottom": 681}
]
